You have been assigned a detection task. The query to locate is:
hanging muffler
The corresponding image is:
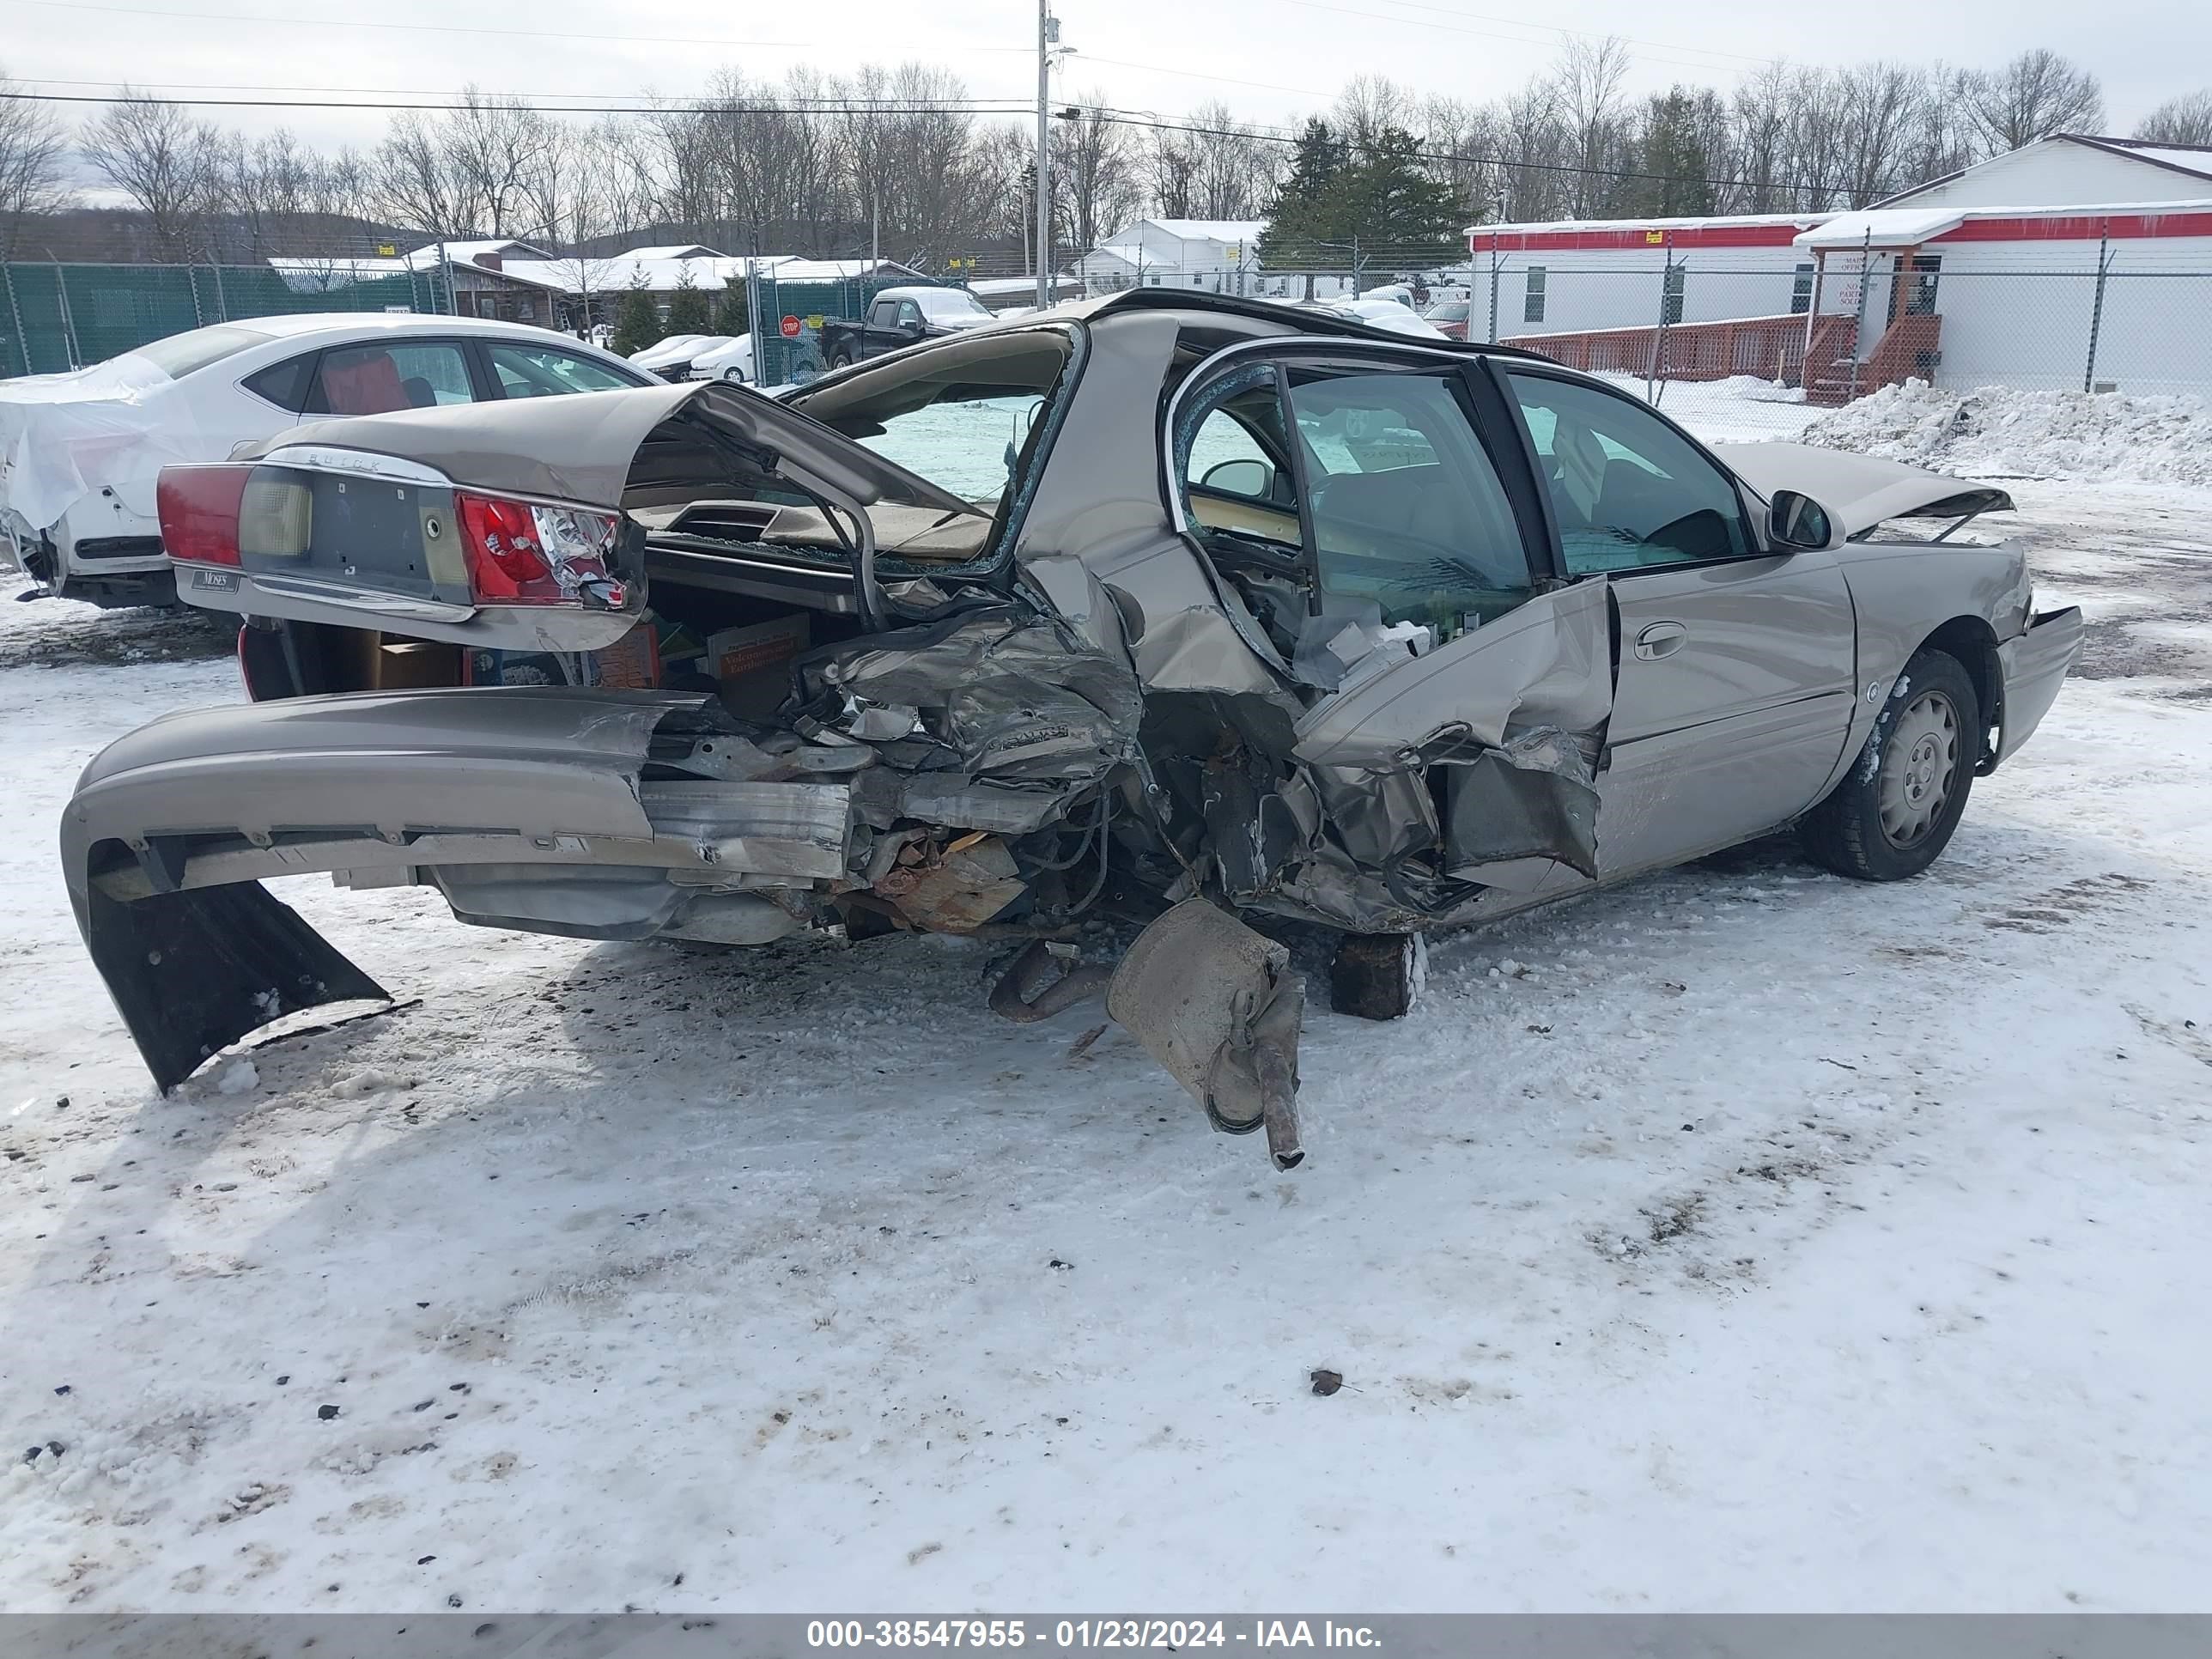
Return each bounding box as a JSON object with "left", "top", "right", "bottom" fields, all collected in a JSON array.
[{"left": 1106, "top": 899, "right": 1307, "bottom": 1170}]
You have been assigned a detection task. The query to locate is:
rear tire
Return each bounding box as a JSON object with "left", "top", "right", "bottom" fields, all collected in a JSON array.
[
  {"left": 828, "top": 347, "right": 855, "bottom": 370},
  {"left": 1331, "top": 932, "right": 1425, "bottom": 1020},
  {"left": 1801, "top": 647, "right": 1978, "bottom": 882}
]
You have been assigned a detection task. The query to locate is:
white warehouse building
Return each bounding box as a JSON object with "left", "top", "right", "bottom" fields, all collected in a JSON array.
[
  {"left": 1463, "top": 134, "right": 2212, "bottom": 401},
  {"left": 1075, "top": 219, "right": 1267, "bottom": 294}
]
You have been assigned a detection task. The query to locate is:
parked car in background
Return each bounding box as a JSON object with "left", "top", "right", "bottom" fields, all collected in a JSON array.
[
  {"left": 688, "top": 335, "right": 756, "bottom": 385},
  {"left": 76, "top": 291, "right": 2081, "bottom": 1170},
  {"left": 1, "top": 314, "right": 652, "bottom": 608},
  {"left": 1424, "top": 299, "right": 1473, "bottom": 340},
  {"left": 817, "top": 286, "right": 994, "bottom": 368},
  {"left": 627, "top": 334, "right": 732, "bottom": 383}
]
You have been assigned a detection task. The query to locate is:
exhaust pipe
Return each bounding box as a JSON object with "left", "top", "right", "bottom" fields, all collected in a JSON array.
[{"left": 1107, "top": 900, "right": 1307, "bottom": 1169}]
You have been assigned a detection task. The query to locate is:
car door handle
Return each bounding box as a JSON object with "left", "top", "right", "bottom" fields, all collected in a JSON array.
[{"left": 1634, "top": 621, "right": 1688, "bottom": 660}]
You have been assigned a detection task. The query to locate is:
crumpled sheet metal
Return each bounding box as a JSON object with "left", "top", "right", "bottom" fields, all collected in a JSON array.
[
  {"left": 1237, "top": 728, "right": 1602, "bottom": 933},
  {"left": 1440, "top": 727, "right": 1601, "bottom": 880},
  {"left": 1291, "top": 581, "right": 1611, "bottom": 769},
  {"left": 799, "top": 604, "right": 1143, "bottom": 787}
]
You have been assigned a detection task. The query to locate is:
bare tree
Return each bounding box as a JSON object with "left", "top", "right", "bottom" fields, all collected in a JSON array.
[
  {"left": 1052, "top": 92, "right": 1141, "bottom": 258},
  {"left": 1416, "top": 94, "right": 1496, "bottom": 225},
  {"left": 1551, "top": 38, "right": 1633, "bottom": 217},
  {"left": 1833, "top": 62, "right": 1926, "bottom": 205},
  {"left": 81, "top": 88, "right": 226, "bottom": 257},
  {"left": 0, "top": 64, "right": 71, "bottom": 262},
  {"left": 1723, "top": 62, "right": 1795, "bottom": 214},
  {"left": 1964, "top": 49, "right": 2105, "bottom": 154},
  {"left": 373, "top": 111, "right": 474, "bottom": 236},
  {"left": 2134, "top": 88, "right": 2212, "bottom": 146},
  {"left": 521, "top": 120, "right": 643, "bottom": 331},
  {"left": 1334, "top": 75, "right": 1415, "bottom": 157},
  {"left": 1184, "top": 101, "right": 1279, "bottom": 220},
  {"left": 442, "top": 90, "right": 555, "bottom": 237},
  {"left": 1143, "top": 126, "right": 1199, "bottom": 221}
]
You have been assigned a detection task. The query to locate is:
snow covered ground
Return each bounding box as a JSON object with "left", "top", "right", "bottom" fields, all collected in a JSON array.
[{"left": 2, "top": 403, "right": 2209, "bottom": 1613}]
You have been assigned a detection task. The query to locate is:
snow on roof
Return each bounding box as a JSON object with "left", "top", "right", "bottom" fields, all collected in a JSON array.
[
  {"left": 1794, "top": 208, "right": 1966, "bottom": 249},
  {"left": 1145, "top": 218, "right": 1267, "bottom": 244},
  {"left": 486, "top": 253, "right": 922, "bottom": 295},
  {"left": 1466, "top": 211, "right": 1825, "bottom": 236},
  {"left": 1798, "top": 198, "right": 2212, "bottom": 249},
  {"left": 618, "top": 244, "right": 724, "bottom": 260},
  {"left": 2060, "top": 136, "right": 2212, "bottom": 183},
  {"left": 403, "top": 239, "right": 550, "bottom": 271}
]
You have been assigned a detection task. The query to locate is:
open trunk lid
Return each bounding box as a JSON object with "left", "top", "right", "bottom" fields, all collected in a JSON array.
[{"left": 167, "top": 380, "right": 971, "bottom": 651}]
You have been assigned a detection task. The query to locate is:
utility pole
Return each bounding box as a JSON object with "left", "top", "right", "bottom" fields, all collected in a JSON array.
[{"left": 1036, "top": 0, "right": 1056, "bottom": 308}]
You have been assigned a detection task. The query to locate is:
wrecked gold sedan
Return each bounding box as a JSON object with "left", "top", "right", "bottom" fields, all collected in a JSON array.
[{"left": 64, "top": 292, "right": 2082, "bottom": 1167}]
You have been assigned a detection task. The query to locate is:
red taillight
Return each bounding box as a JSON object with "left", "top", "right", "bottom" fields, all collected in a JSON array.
[
  {"left": 457, "top": 492, "right": 551, "bottom": 597},
  {"left": 454, "top": 490, "right": 623, "bottom": 609},
  {"left": 156, "top": 464, "right": 252, "bottom": 567}
]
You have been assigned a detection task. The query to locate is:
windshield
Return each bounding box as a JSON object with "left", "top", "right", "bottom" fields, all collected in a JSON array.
[
  {"left": 917, "top": 289, "right": 992, "bottom": 320},
  {"left": 126, "top": 324, "right": 276, "bottom": 379}
]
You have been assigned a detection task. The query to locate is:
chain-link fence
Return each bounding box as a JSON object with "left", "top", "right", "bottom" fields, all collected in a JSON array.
[{"left": 0, "top": 261, "right": 455, "bottom": 379}]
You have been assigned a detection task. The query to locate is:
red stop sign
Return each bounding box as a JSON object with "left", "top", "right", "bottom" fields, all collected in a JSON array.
[{"left": 779, "top": 314, "right": 802, "bottom": 338}]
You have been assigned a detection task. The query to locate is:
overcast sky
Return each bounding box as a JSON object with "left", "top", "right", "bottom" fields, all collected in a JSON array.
[{"left": 4, "top": 0, "right": 2200, "bottom": 176}]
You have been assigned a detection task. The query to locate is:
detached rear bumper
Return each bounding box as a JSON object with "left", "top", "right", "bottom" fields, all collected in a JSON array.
[
  {"left": 60, "top": 685, "right": 852, "bottom": 1088},
  {"left": 1996, "top": 605, "right": 2084, "bottom": 765}
]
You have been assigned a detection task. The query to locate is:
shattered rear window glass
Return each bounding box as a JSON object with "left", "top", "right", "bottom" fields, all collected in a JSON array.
[
  {"left": 851, "top": 395, "right": 1047, "bottom": 503},
  {"left": 790, "top": 329, "right": 1073, "bottom": 512}
]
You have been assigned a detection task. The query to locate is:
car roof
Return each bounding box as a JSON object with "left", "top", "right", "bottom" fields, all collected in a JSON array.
[
  {"left": 1033, "top": 288, "right": 1553, "bottom": 362},
  {"left": 222, "top": 313, "right": 613, "bottom": 346}
]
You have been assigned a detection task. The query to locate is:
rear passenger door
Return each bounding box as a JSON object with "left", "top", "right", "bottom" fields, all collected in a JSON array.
[
  {"left": 1173, "top": 343, "right": 1614, "bottom": 897},
  {"left": 1499, "top": 368, "right": 1856, "bottom": 877}
]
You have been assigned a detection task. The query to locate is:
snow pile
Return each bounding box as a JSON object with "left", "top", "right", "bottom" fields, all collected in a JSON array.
[{"left": 1805, "top": 380, "right": 2212, "bottom": 485}]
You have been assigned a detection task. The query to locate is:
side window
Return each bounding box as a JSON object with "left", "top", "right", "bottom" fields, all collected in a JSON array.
[
  {"left": 868, "top": 301, "right": 897, "bottom": 328},
  {"left": 896, "top": 300, "right": 923, "bottom": 329},
  {"left": 308, "top": 341, "right": 474, "bottom": 416},
  {"left": 1505, "top": 372, "right": 1752, "bottom": 574},
  {"left": 1523, "top": 267, "right": 1547, "bottom": 324},
  {"left": 241, "top": 352, "right": 318, "bottom": 413},
  {"left": 1176, "top": 362, "right": 1534, "bottom": 639},
  {"left": 486, "top": 343, "right": 635, "bottom": 398},
  {"left": 1790, "top": 263, "right": 1814, "bottom": 315}
]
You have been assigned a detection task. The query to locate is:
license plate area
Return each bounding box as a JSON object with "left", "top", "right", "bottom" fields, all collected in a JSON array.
[{"left": 240, "top": 466, "right": 471, "bottom": 605}]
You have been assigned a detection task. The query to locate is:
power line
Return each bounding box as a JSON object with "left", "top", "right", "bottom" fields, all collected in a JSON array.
[
  {"left": 0, "top": 90, "right": 1038, "bottom": 114},
  {"left": 3, "top": 0, "right": 1036, "bottom": 55},
  {"left": 1084, "top": 109, "right": 1828, "bottom": 202},
  {"left": 0, "top": 84, "right": 1834, "bottom": 202}
]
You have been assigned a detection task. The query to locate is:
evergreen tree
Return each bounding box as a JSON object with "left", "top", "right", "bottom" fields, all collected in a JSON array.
[
  {"left": 1260, "top": 123, "right": 1460, "bottom": 271},
  {"left": 1331, "top": 128, "right": 1463, "bottom": 266},
  {"left": 714, "top": 275, "right": 751, "bottom": 337},
  {"left": 1634, "top": 90, "right": 1716, "bottom": 217},
  {"left": 665, "top": 267, "right": 714, "bottom": 335},
  {"left": 1257, "top": 118, "right": 1348, "bottom": 267},
  {"left": 611, "top": 277, "right": 660, "bottom": 356}
]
